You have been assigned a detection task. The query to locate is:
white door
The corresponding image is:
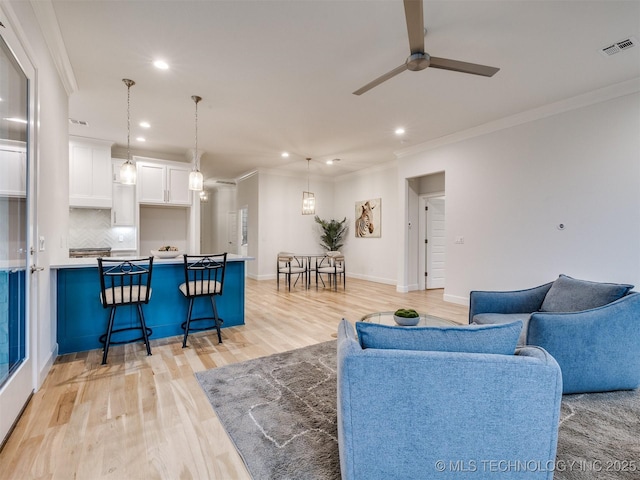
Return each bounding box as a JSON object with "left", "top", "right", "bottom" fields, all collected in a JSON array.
[
  {"left": 425, "top": 196, "right": 446, "bottom": 289},
  {"left": 0, "top": 30, "right": 36, "bottom": 447}
]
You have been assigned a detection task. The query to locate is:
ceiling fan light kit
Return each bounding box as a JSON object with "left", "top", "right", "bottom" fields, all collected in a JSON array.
[{"left": 353, "top": 0, "right": 500, "bottom": 95}]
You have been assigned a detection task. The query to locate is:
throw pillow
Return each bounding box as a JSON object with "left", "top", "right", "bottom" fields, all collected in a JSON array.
[
  {"left": 355, "top": 320, "right": 522, "bottom": 355},
  {"left": 539, "top": 274, "right": 633, "bottom": 313}
]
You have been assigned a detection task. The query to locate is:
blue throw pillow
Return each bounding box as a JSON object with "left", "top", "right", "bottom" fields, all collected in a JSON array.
[
  {"left": 355, "top": 320, "right": 522, "bottom": 355},
  {"left": 540, "top": 274, "right": 633, "bottom": 313}
]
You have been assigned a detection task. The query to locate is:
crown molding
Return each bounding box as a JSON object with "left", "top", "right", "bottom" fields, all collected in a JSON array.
[
  {"left": 30, "top": 0, "right": 77, "bottom": 95},
  {"left": 396, "top": 77, "right": 640, "bottom": 159}
]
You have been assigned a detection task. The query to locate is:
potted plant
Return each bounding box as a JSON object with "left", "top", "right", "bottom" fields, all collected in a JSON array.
[
  {"left": 393, "top": 308, "right": 420, "bottom": 326},
  {"left": 314, "top": 216, "right": 348, "bottom": 252}
]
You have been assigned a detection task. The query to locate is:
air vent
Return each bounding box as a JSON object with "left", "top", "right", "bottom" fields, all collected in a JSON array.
[
  {"left": 600, "top": 37, "right": 638, "bottom": 57},
  {"left": 215, "top": 180, "right": 236, "bottom": 185},
  {"left": 68, "top": 118, "right": 89, "bottom": 126}
]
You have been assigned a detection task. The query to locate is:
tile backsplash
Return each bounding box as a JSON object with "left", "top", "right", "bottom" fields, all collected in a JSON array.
[{"left": 69, "top": 208, "right": 136, "bottom": 250}]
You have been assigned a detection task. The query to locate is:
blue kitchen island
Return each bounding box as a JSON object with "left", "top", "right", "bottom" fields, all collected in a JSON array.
[{"left": 52, "top": 254, "right": 252, "bottom": 354}]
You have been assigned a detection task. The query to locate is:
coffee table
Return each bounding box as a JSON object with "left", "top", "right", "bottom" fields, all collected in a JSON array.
[{"left": 360, "top": 311, "right": 457, "bottom": 327}]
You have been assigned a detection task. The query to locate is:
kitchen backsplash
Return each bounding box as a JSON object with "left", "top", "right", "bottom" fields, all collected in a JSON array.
[{"left": 69, "top": 208, "right": 136, "bottom": 250}]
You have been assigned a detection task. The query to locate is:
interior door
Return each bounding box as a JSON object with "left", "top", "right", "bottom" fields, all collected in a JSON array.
[
  {"left": 0, "top": 30, "right": 35, "bottom": 447},
  {"left": 425, "top": 196, "right": 446, "bottom": 289}
]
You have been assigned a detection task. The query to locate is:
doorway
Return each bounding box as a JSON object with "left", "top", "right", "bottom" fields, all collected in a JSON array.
[
  {"left": 0, "top": 30, "right": 37, "bottom": 446},
  {"left": 421, "top": 195, "right": 446, "bottom": 289}
]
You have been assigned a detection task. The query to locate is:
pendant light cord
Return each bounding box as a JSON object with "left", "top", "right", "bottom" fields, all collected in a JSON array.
[
  {"left": 192, "top": 95, "right": 202, "bottom": 171},
  {"left": 122, "top": 78, "right": 135, "bottom": 163}
]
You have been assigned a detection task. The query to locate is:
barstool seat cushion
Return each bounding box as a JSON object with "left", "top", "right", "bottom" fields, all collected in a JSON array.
[
  {"left": 179, "top": 280, "right": 222, "bottom": 297},
  {"left": 100, "top": 286, "right": 151, "bottom": 305}
]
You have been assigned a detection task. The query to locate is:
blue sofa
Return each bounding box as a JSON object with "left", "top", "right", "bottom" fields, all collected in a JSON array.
[
  {"left": 469, "top": 275, "right": 640, "bottom": 394},
  {"left": 337, "top": 319, "right": 563, "bottom": 480}
]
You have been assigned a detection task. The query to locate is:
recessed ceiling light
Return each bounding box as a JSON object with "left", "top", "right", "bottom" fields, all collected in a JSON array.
[
  {"left": 139, "top": 121, "right": 150, "bottom": 128},
  {"left": 395, "top": 127, "right": 406, "bottom": 136},
  {"left": 136, "top": 136, "right": 146, "bottom": 142},
  {"left": 281, "top": 152, "right": 289, "bottom": 158},
  {"left": 326, "top": 159, "right": 333, "bottom": 165},
  {"left": 326, "top": 158, "right": 340, "bottom": 165},
  {"left": 153, "top": 60, "right": 169, "bottom": 70}
]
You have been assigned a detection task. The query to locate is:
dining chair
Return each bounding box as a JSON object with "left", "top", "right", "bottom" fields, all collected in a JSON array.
[
  {"left": 97, "top": 257, "right": 154, "bottom": 364},
  {"left": 277, "top": 252, "right": 307, "bottom": 291},
  {"left": 179, "top": 253, "right": 227, "bottom": 348},
  {"left": 316, "top": 251, "right": 346, "bottom": 290}
]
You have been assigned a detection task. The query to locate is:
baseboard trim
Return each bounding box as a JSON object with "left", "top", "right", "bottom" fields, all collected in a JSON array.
[
  {"left": 347, "top": 273, "right": 396, "bottom": 286},
  {"left": 38, "top": 343, "right": 58, "bottom": 390},
  {"left": 443, "top": 293, "right": 469, "bottom": 306}
]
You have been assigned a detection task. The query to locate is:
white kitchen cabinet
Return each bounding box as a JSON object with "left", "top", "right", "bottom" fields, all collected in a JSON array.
[
  {"left": 136, "top": 158, "right": 191, "bottom": 206},
  {"left": 69, "top": 137, "right": 113, "bottom": 208},
  {"left": 111, "top": 159, "right": 136, "bottom": 226},
  {"left": 0, "top": 146, "right": 26, "bottom": 197}
]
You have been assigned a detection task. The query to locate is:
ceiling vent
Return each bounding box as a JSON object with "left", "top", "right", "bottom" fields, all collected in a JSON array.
[
  {"left": 600, "top": 37, "right": 638, "bottom": 57},
  {"left": 215, "top": 180, "right": 236, "bottom": 185},
  {"left": 69, "top": 118, "right": 89, "bottom": 126}
]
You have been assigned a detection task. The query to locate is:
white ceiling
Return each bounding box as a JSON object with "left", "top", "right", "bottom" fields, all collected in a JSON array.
[{"left": 49, "top": 0, "right": 640, "bottom": 182}]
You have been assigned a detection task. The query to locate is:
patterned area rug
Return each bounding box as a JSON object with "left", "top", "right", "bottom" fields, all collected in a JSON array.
[{"left": 196, "top": 341, "right": 640, "bottom": 480}]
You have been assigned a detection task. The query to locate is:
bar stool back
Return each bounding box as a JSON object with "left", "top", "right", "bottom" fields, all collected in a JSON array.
[
  {"left": 97, "top": 257, "right": 154, "bottom": 364},
  {"left": 179, "top": 253, "right": 227, "bottom": 347}
]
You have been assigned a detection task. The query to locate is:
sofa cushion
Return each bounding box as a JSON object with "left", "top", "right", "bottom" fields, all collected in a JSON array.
[
  {"left": 355, "top": 320, "right": 522, "bottom": 355},
  {"left": 540, "top": 274, "right": 633, "bottom": 313},
  {"left": 473, "top": 313, "right": 530, "bottom": 346}
]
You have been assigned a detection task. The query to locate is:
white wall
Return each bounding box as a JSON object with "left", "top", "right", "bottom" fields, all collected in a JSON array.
[
  {"left": 256, "top": 169, "right": 334, "bottom": 279},
  {"left": 398, "top": 89, "right": 640, "bottom": 304},
  {"left": 139, "top": 205, "right": 189, "bottom": 254},
  {"left": 236, "top": 172, "right": 259, "bottom": 278},
  {"left": 333, "top": 162, "right": 398, "bottom": 285},
  {"left": 4, "top": 0, "right": 70, "bottom": 386}
]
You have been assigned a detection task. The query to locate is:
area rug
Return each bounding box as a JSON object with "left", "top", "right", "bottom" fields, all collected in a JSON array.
[{"left": 196, "top": 341, "right": 640, "bottom": 480}]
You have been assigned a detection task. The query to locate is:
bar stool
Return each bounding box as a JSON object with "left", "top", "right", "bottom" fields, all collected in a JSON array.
[
  {"left": 179, "top": 253, "right": 227, "bottom": 348},
  {"left": 98, "top": 257, "right": 154, "bottom": 365}
]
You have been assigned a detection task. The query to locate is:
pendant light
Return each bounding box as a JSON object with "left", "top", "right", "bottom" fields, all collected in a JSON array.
[
  {"left": 302, "top": 158, "right": 315, "bottom": 215},
  {"left": 119, "top": 79, "right": 137, "bottom": 185},
  {"left": 188, "top": 95, "right": 204, "bottom": 191}
]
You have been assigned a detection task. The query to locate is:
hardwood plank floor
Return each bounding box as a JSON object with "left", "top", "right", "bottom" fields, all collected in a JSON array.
[{"left": 0, "top": 278, "right": 468, "bottom": 479}]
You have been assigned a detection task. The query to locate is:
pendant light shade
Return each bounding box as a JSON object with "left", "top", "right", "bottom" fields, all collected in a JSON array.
[
  {"left": 302, "top": 158, "right": 315, "bottom": 215},
  {"left": 188, "top": 95, "right": 204, "bottom": 191},
  {"left": 120, "top": 78, "right": 137, "bottom": 185},
  {"left": 189, "top": 170, "right": 204, "bottom": 191}
]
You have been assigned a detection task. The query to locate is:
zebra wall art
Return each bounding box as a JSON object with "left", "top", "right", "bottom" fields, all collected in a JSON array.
[{"left": 355, "top": 198, "right": 381, "bottom": 238}]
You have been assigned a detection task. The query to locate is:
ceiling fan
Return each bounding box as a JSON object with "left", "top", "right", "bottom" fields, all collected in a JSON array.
[{"left": 353, "top": 0, "right": 500, "bottom": 95}]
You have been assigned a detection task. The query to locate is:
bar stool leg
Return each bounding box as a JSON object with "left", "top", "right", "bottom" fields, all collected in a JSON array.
[
  {"left": 102, "top": 307, "right": 116, "bottom": 365},
  {"left": 182, "top": 298, "right": 195, "bottom": 348},
  {"left": 211, "top": 296, "right": 223, "bottom": 344},
  {"left": 137, "top": 304, "right": 152, "bottom": 356}
]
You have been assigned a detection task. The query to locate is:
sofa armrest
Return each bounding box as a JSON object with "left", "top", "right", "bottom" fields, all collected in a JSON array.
[
  {"left": 469, "top": 282, "right": 553, "bottom": 323},
  {"left": 528, "top": 292, "right": 640, "bottom": 393},
  {"left": 337, "top": 319, "right": 561, "bottom": 480}
]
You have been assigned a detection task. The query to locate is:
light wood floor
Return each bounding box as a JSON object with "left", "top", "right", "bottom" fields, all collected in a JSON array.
[{"left": 0, "top": 277, "right": 468, "bottom": 479}]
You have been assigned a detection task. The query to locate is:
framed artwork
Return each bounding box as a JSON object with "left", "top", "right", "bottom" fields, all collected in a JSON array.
[{"left": 355, "top": 198, "right": 381, "bottom": 238}]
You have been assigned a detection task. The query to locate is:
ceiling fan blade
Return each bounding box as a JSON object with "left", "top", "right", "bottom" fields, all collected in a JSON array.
[
  {"left": 404, "top": 0, "right": 425, "bottom": 54},
  {"left": 353, "top": 63, "right": 408, "bottom": 95},
  {"left": 429, "top": 57, "right": 500, "bottom": 77}
]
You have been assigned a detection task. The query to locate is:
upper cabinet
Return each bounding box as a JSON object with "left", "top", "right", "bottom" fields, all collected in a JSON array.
[
  {"left": 136, "top": 158, "right": 191, "bottom": 206},
  {"left": 0, "top": 143, "right": 26, "bottom": 197},
  {"left": 69, "top": 137, "right": 113, "bottom": 208}
]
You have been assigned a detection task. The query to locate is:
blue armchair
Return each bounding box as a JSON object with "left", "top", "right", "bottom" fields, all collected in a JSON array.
[
  {"left": 337, "top": 319, "right": 562, "bottom": 480},
  {"left": 469, "top": 276, "right": 640, "bottom": 394}
]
